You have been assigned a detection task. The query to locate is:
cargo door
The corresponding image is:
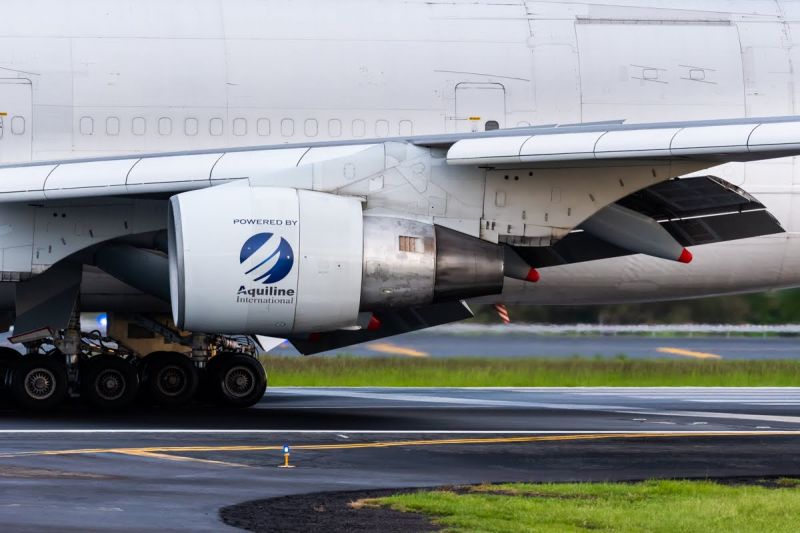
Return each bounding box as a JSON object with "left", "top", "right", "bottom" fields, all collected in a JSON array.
[
  {"left": 0, "top": 79, "right": 32, "bottom": 163},
  {"left": 575, "top": 21, "right": 745, "bottom": 122},
  {"left": 454, "top": 82, "right": 506, "bottom": 132}
]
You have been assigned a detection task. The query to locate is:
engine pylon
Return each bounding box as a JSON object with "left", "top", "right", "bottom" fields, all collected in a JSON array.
[{"left": 580, "top": 203, "right": 692, "bottom": 263}]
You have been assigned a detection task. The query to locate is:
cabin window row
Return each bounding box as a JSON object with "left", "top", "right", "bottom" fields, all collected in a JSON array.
[
  {"left": 0, "top": 116, "right": 26, "bottom": 138},
  {"left": 79, "top": 117, "right": 414, "bottom": 138}
]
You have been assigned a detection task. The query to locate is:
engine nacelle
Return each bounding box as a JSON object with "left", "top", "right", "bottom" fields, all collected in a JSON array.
[
  {"left": 169, "top": 185, "right": 504, "bottom": 336},
  {"left": 169, "top": 186, "right": 364, "bottom": 336}
]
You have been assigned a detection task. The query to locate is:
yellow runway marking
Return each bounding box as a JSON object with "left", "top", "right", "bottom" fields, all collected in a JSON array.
[
  {"left": 116, "top": 450, "right": 247, "bottom": 468},
  {"left": 657, "top": 347, "right": 723, "bottom": 360},
  {"left": 0, "top": 431, "right": 797, "bottom": 462},
  {"left": 366, "top": 342, "right": 429, "bottom": 358}
]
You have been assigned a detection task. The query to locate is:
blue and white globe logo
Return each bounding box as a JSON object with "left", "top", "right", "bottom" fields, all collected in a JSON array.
[{"left": 239, "top": 233, "right": 294, "bottom": 284}]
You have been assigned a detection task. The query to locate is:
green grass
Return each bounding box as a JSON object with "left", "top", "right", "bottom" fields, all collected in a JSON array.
[
  {"left": 263, "top": 355, "right": 800, "bottom": 387},
  {"left": 372, "top": 480, "right": 800, "bottom": 532}
]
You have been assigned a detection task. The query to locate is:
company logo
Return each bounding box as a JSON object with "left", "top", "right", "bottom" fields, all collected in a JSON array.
[{"left": 240, "top": 233, "right": 294, "bottom": 284}]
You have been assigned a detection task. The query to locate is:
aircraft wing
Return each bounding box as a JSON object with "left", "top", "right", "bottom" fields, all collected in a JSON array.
[
  {"left": 5, "top": 115, "right": 800, "bottom": 354},
  {"left": 1, "top": 115, "right": 800, "bottom": 203},
  {"left": 444, "top": 115, "right": 800, "bottom": 166}
]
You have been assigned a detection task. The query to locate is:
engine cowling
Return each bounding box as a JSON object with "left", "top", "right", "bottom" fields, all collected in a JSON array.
[
  {"left": 360, "top": 217, "right": 504, "bottom": 309},
  {"left": 168, "top": 185, "right": 504, "bottom": 336}
]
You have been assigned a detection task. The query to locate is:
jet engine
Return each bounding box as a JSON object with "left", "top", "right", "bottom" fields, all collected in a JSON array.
[{"left": 168, "top": 186, "right": 505, "bottom": 336}]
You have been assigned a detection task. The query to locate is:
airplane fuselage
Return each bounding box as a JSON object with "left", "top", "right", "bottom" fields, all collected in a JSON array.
[{"left": 2, "top": 0, "right": 800, "bottom": 307}]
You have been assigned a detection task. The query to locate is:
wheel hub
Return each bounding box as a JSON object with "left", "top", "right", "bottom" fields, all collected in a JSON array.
[
  {"left": 95, "top": 369, "right": 126, "bottom": 401},
  {"left": 157, "top": 365, "right": 187, "bottom": 396},
  {"left": 24, "top": 369, "right": 56, "bottom": 400},
  {"left": 222, "top": 366, "right": 255, "bottom": 399}
]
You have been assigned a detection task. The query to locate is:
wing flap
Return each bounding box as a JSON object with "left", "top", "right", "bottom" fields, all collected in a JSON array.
[
  {"left": 511, "top": 175, "right": 785, "bottom": 268},
  {"left": 616, "top": 176, "right": 765, "bottom": 220}
]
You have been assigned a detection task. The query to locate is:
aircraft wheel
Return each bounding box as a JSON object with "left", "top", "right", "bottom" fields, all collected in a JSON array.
[
  {"left": 81, "top": 355, "right": 139, "bottom": 411},
  {"left": 141, "top": 351, "right": 198, "bottom": 407},
  {"left": 10, "top": 354, "right": 68, "bottom": 411},
  {"left": 208, "top": 353, "right": 267, "bottom": 408}
]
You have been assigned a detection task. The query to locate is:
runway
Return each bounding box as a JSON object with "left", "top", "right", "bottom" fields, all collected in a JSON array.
[
  {"left": 1, "top": 387, "right": 800, "bottom": 531},
  {"left": 269, "top": 333, "right": 800, "bottom": 359}
]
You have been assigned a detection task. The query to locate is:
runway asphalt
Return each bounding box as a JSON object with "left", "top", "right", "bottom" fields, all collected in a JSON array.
[
  {"left": 1, "top": 387, "right": 800, "bottom": 531},
  {"left": 270, "top": 333, "right": 800, "bottom": 359}
]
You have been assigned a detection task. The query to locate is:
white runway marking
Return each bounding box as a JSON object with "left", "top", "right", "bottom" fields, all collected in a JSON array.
[
  {"left": 272, "top": 388, "right": 636, "bottom": 411},
  {"left": 614, "top": 409, "right": 800, "bottom": 424},
  {"left": 568, "top": 388, "right": 800, "bottom": 406},
  {"left": 269, "top": 387, "right": 800, "bottom": 425},
  {"left": 0, "top": 430, "right": 795, "bottom": 435}
]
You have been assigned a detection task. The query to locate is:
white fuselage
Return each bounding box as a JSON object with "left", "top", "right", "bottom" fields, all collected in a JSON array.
[{"left": 2, "top": 0, "right": 800, "bottom": 307}]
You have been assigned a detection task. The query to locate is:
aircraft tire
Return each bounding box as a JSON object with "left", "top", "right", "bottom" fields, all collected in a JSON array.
[
  {"left": 10, "top": 354, "right": 68, "bottom": 411},
  {"left": 81, "top": 355, "right": 139, "bottom": 411},
  {"left": 207, "top": 353, "right": 267, "bottom": 408},
  {"left": 141, "top": 351, "right": 199, "bottom": 407}
]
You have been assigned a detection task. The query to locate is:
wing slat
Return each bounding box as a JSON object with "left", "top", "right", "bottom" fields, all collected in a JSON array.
[{"left": 447, "top": 117, "right": 800, "bottom": 166}]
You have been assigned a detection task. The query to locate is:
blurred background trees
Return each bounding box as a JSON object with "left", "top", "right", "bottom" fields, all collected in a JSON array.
[{"left": 474, "top": 288, "right": 800, "bottom": 324}]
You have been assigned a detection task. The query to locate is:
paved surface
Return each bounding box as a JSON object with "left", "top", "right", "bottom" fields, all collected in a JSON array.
[
  {"left": 1, "top": 387, "right": 800, "bottom": 531},
  {"left": 269, "top": 333, "right": 800, "bottom": 359}
]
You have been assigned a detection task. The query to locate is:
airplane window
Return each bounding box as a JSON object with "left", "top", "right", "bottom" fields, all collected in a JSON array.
[
  {"left": 11, "top": 116, "right": 26, "bottom": 135},
  {"left": 185, "top": 118, "right": 199, "bottom": 136},
  {"left": 304, "top": 119, "right": 318, "bottom": 137},
  {"left": 106, "top": 117, "right": 120, "bottom": 136},
  {"left": 328, "top": 119, "right": 342, "bottom": 137},
  {"left": 399, "top": 120, "right": 413, "bottom": 136},
  {"left": 352, "top": 119, "right": 366, "bottom": 138},
  {"left": 132, "top": 117, "right": 146, "bottom": 136},
  {"left": 209, "top": 118, "right": 224, "bottom": 136},
  {"left": 79, "top": 116, "right": 94, "bottom": 136},
  {"left": 281, "top": 118, "right": 294, "bottom": 137},
  {"left": 158, "top": 117, "right": 173, "bottom": 136},
  {"left": 485, "top": 120, "right": 500, "bottom": 131},
  {"left": 233, "top": 118, "right": 247, "bottom": 136},
  {"left": 257, "top": 118, "right": 270, "bottom": 136},
  {"left": 376, "top": 120, "right": 390, "bottom": 138}
]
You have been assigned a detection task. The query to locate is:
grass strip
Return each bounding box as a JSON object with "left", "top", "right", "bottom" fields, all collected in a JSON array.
[
  {"left": 371, "top": 479, "right": 800, "bottom": 532},
  {"left": 263, "top": 356, "right": 800, "bottom": 387}
]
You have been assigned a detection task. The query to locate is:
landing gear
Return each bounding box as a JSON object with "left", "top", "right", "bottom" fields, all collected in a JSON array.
[
  {"left": 0, "top": 313, "right": 266, "bottom": 412},
  {"left": 81, "top": 354, "right": 139, "bottom": 410},
  {"left": 206, "top": 353, "right": 267, "bottom": 408},
  {"left": 10, "top": 354, "right": 68, "bottom": 411},
  {"left": 0, "top": 347, "right": 21, "bottom": 390},
  {"left": 140, "top": 351, "right": 199, "bottom": 407}
]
